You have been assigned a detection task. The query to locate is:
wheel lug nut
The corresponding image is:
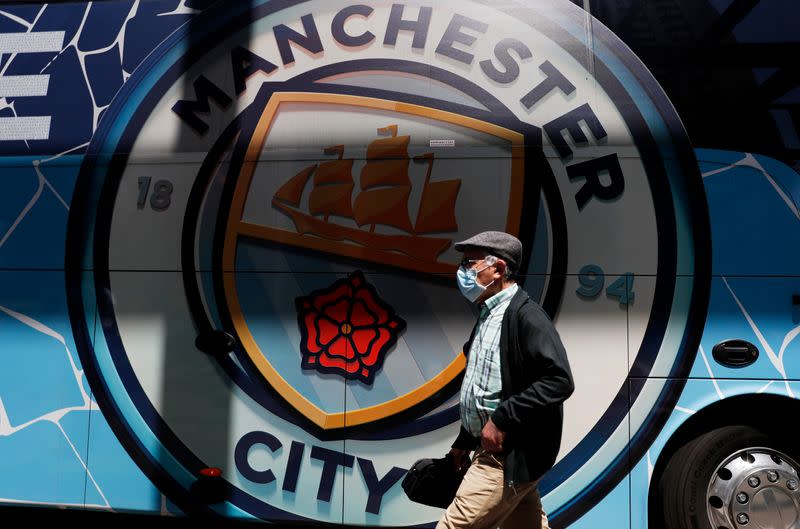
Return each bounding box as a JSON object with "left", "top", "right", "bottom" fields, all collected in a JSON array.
[
  {"left": 748, "top": 476, "right": 760, "bottom": 488},
  {"left": 737, "top": 513, "right": 749, "bottom": 525},
  {"left": 788, "top": 479, "right": 798, "bottom": 491},
  {"left": 736, "top": 492, "right": 749, "bottom": 504},
  {"left": 767, "top": 471, "right": 779, "bottom": 483}
]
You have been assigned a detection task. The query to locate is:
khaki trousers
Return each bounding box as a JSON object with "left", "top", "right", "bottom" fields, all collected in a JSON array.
[{"left": 436, "top": 449, "right": 550, "bottom": 529}]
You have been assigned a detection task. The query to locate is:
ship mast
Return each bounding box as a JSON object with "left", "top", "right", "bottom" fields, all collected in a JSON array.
[
  {"left": 354, "top": 125, "right": 414, "bottom": 234},
  {"left": 308, "top": 144, "right": 355, "bottom": 222}
]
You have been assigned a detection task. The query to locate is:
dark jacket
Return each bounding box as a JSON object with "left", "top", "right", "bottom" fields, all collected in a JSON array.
[{"left": 452, "top": 287, "right": 574, "bottom": 485}]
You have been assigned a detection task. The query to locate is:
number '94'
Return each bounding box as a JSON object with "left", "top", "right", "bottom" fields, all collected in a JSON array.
[{"left": 576, "top": 265, "right": 634, "bottom": 306}]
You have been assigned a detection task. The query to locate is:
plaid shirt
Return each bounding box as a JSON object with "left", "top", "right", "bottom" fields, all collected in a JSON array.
[{"left": 459, "top": 284, "right": 518, "bottom": 437}]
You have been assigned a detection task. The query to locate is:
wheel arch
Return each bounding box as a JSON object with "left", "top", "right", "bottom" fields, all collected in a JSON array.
[{"left": 647, "top": 392, "right": 800, "bottom": 529}]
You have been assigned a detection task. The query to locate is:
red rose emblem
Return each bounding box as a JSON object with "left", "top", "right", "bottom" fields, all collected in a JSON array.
[{"left": 295, "top": 271, "right": 406, "bottom": 384}]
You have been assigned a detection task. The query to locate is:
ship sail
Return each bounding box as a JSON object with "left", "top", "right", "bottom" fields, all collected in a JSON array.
[
  {"left": 308, "top": 145, "right": 355, "bottom": 219},
  {"left": 413, "top": 153, "right": 461, "bottom": 234},
  {"left": 309, "top": 182, "right": 354, "bottom": 218},
  {"left": 354, "top": 125, "right": 413, "bottom": 231},
  {"left": 362, "top": 126, "right": 411, "bottom": 188},
  {"left": 315, "top": 145, "right": 354, "bottom": 185},
  {"left": 366, "top": 127, "right": 409, "bottom": 159},
  {"left": 360, "top": 159, "right": 410, "bottom": 189},
  {"left": 415, "top": 180, "right": 461, "bottom": 233},
  {"left": 274, "top": 164, "right": 315, "bottom": 207},
  {"left": 353, "top": 187, "right": 414, "bottom": 232}
]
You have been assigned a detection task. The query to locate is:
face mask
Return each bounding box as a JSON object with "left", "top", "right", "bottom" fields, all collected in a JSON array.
[{"left": 457, "top": 264, "right": 495, "bottom": 302}]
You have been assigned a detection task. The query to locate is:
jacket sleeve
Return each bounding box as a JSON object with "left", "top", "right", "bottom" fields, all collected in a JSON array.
[{"left": 490, "top": 306, "right": 574, "bottom": 431}]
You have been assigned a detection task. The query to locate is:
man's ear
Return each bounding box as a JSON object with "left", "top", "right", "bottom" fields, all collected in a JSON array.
[{"left": 495, "top": 259, "right": 507, "bottom": 278}]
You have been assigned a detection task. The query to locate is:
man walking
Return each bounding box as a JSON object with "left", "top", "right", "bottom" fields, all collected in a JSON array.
[{"left": 438, "top": 231, "right": 574, "bottom": 529}]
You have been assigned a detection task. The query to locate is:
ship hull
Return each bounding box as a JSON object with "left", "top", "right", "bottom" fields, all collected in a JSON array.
[{"left": 268, "top": 200, "right": 453, "bottom": 272}]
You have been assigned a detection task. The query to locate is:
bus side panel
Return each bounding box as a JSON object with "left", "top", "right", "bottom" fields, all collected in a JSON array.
[{"left": 630, "top": 150, "right": 800, "bottom": 528}]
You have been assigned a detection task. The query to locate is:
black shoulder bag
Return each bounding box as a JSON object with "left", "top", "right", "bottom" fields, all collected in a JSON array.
[{"left": 401, "top": 454, "right": 470, "bottom": 508}]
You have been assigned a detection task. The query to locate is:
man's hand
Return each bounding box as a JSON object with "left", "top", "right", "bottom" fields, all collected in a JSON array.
[
  {"left": 480, "top": 418, "right": 506, "bottom": 453},
  {"left": 448, "top": 448, "right": 471, "bottom": 471}
]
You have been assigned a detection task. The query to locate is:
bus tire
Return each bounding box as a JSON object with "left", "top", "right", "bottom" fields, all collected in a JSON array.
[{"left": 658, "top": 425, "right": 800, "bottom": 529}]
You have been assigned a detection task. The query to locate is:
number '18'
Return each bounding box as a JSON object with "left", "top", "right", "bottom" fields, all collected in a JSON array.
[{"left": 137, "top": 177, "right": 173, "bottom": 211}]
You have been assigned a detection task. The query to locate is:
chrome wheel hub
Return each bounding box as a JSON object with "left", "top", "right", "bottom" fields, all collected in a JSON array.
[{"left": 708, "top": 448, "right": 800, "bottom": 529}]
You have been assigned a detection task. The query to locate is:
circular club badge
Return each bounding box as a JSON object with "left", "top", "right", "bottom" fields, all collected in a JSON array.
[{"left": 67, "top": 0, "right": 710, "bottom": 526}]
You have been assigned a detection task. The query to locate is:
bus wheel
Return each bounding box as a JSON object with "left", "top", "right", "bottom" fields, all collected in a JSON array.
[{"left": 658, "top": 425, "right": 800, "bottom": 529}]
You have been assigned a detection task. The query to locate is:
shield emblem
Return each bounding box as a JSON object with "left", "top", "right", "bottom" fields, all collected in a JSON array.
[{"left": 220, "top": 87, "right": 532, "bottom": 429}]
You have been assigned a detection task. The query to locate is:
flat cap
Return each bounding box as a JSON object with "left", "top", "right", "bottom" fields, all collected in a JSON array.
[{"left": 454, "top": 231, "right": 523, "bottom": 270}]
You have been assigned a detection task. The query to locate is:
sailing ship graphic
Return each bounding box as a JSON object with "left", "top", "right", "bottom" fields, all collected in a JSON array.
[{"left": 271, "top": 125, "right": 462, "bottom": 263}]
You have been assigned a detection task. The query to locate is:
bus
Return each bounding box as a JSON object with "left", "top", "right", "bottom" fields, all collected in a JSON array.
[{"left": 1, "top": 1, "right": 799, "bottom": 528}]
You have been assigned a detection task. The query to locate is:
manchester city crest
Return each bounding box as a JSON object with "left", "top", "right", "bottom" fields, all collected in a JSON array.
[{"left": 67, "top": 0, "right": 709, "bottom": 525}]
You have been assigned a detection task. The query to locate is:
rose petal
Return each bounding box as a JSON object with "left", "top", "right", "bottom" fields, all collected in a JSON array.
[
  {"left": 320, "top": 352, "right": 360, "bottom": 374},
  {"left": 355, "top": 289, "right": 389, "bottom": 323},
  {"left": 350, "top": 300, "right": 376, "bottom": 327},
  {"left": 303, "top": 312, "right": 321, "bottom": 353},
  {"left": 327, "top": 335, "right": 353, "bottom": 359},
  {"left": 322, "top": 298, "right": 350, "bottom": 324},
  {"left": 359, "top": 328, "right": 392, "bottom": 367},
  {"left": 317, "top": 317, "right": 340, "bottom": 346},
  {"left": 347, "top": 360, "right": 360, "bottom": 373},
  {"left": 319, "top": 352, "right": 348, "bottom": 371},
  {"left": 312, "top": 283, "right": 351, "bottom": 312},
  {"left": 350, "top": 328, "right": 377, "bottom": 356}
]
